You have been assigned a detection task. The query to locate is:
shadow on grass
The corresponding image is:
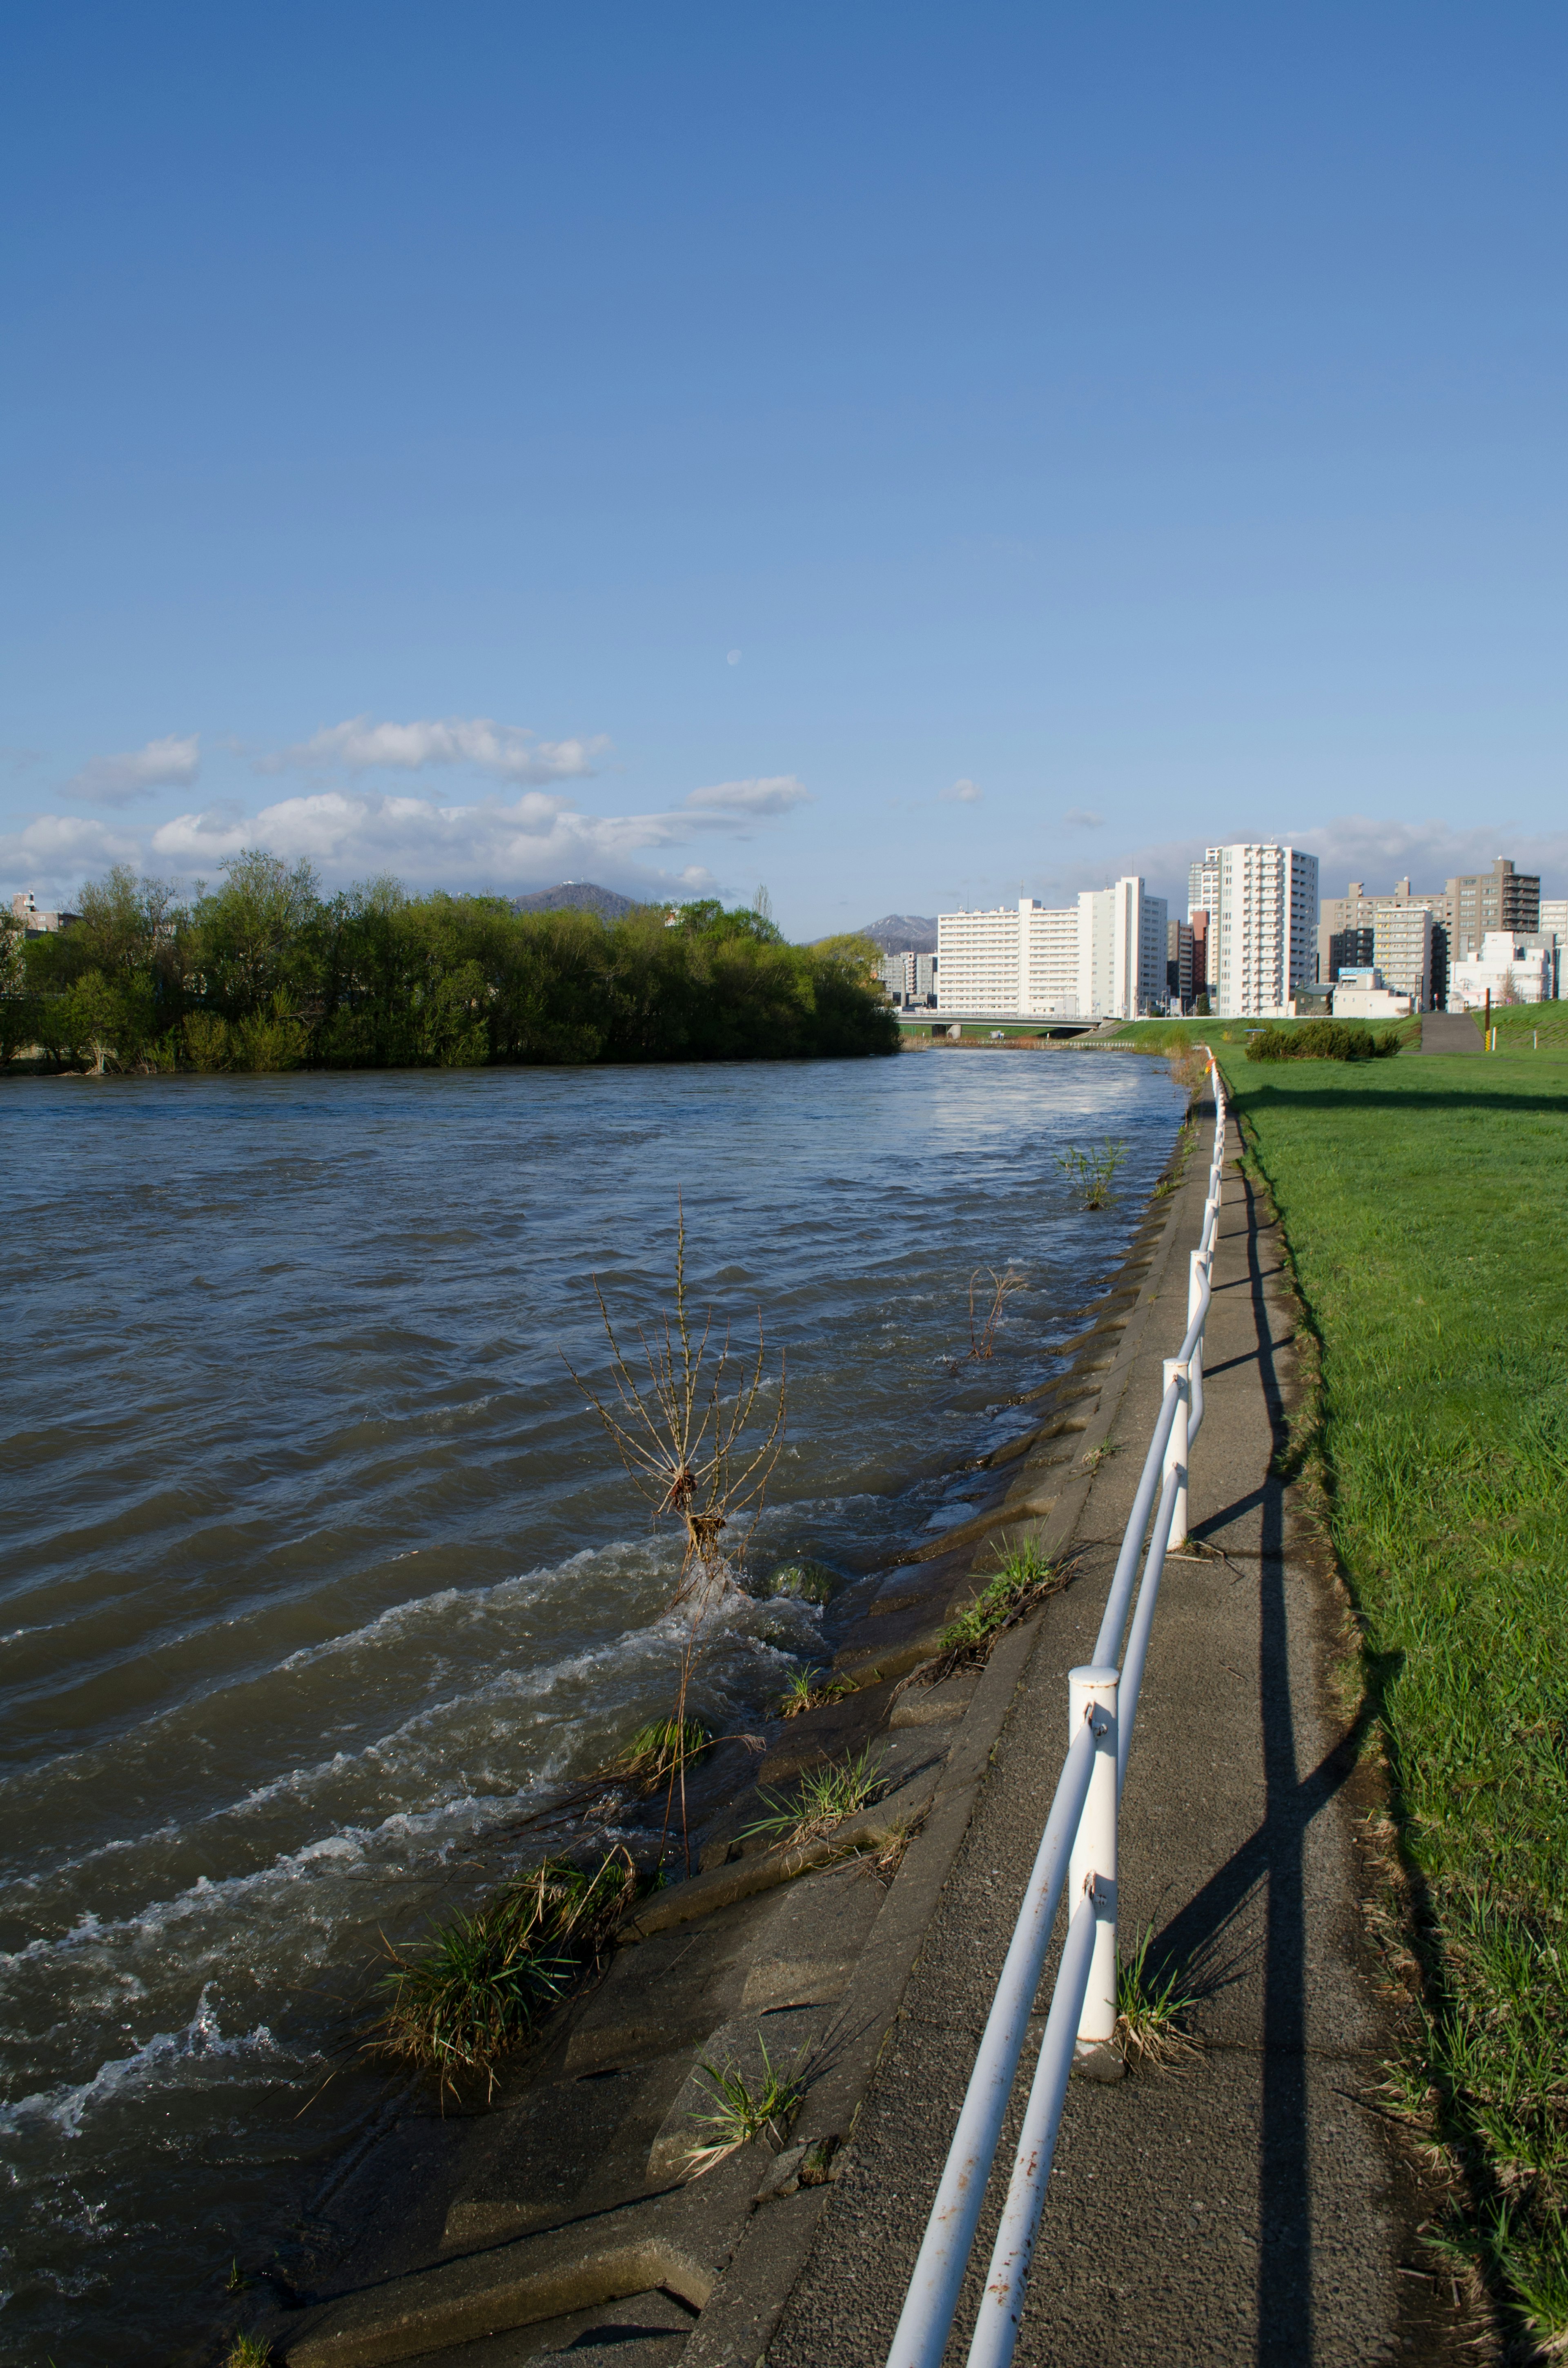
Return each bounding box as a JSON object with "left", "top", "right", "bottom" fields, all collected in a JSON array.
[{"left": 1232, "top": 1118, "right": 1536, "bottom": 2358}]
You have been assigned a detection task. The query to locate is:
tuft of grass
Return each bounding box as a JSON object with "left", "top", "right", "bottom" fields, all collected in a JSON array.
[
  {"left": 365, "top": 1848, "right": 636, "bottom": 2099},
  {"left": 223, "top": 2339, "right": 272, "bottom": 2368},
  {"left": 1056, "top": 1137, "right": 1128, "bottom": 1208},
  {"left": 933, "top": 1541, "right": 1067, "bottom": 1666},
  {"left": 775, "top": 1667, "right": 855, "bottom": 1719},
  {"left": 740, "top": 1745, "right": 890, "bottom": 1846},
  {"left": 1225, "top": 1048, "right": 1568, "bottom": 2342},
  {"left": 683, "top": 2033, "right": 810, "bottom": 2176},
  {"left": 601, "top": 1717, "right": 711, "bottom": 1791},
  {"left": 1115, "top": 1925, "right": 1199, "bottom": 2070}
]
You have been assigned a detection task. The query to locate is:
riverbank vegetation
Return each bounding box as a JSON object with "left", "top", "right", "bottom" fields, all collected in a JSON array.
[
  {"left": 369, "top": 1848, "right": 638, "bottom": 2100},
  {"left": 0, "top": 856, "right": 898, "bottom": 1073},
  {"left": 1223, "top": 1052, "right": 1568, "bottom": 2343}
]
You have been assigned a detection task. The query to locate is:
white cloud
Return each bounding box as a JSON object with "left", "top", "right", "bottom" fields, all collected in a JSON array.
[
  {"left": 60, "top": 733, "right": 200, "bottom": 808},
  {"left": 941, "top": 778, "right": 983, "bottom": 805},
  {"left": 266, "top": 715, "right": 605, "bottom": 783},
  {"left": 1062, "top": 807, "right": 1104, "bottom": 830},
  {"left": 0, "top": 767, "right": 797, "bottom": 899},
  {"left": 683, "top": 776, "right": 812, "bottom": 816}
]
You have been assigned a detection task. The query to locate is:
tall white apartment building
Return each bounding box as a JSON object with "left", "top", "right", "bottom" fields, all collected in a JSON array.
[
  {"left": 936, "top": 880, "right": 1167, "bottom": 1020},
  {"left": 1076, "top": 881, "right": 1168, "bottom": 1019},
  {"left": 1205, "top": 843, "right": 1319, "bottom": 1017}
]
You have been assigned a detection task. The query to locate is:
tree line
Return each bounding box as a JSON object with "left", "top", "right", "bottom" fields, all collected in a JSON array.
[{"left": 0, "top": 856, "right": 899, "bottom": 1073}]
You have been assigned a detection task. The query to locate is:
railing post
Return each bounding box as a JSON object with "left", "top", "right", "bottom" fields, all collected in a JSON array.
[
  {"left": 1068, "top": 1665, "right": 1119, "bottom": 2062},
  {"left": 1163, "top": 1356, "right": 1190, "bottom": 1550}
]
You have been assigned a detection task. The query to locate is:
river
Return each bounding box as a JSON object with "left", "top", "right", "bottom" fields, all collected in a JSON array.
[{"left": 0, "top": 1049, "right": 1182, "bottom": 2363}]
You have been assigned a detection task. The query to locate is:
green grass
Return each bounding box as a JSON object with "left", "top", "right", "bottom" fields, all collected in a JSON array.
[
  {"left": 741, "top": 1744, "right": 889, "bottom": 1844},
  {"left": 1475, "top": 998, "right": 1568, "bottom": 1056},
  {"left": 936, "top": 1539, "right": 1066, "bottom": 1658},
  {"left": 366, "top": 1849, "right": 637, "bottom": 2098},
  {"left": 683, "top": 2032, "right": 811, "bottom": 2175},
  {"left": 1116, "top": 1925, "right": 1199, "bottom": 2071},
  {"left": 600, "top": 1716, "right": 712, "bottom": 1790},
  {"left": 1222, "top": 1049, "right": 1568, "bottom": 2344},
  {"left": 222, "top": 2339, "right": 272, "bottom": 2368}
]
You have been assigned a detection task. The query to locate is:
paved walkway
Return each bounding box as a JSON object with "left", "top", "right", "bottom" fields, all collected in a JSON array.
[
  {"left": 765, "top": 1119, "right": 1465, "bottom": 2364},
  {"left": 1412, "top": 1012, "right": 1480, "bottom": 1054}
]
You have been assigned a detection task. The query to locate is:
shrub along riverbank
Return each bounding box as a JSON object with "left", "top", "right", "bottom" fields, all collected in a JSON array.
[
  {"left": 1222, "top": 1050, "right": 1568, "bottom": 2343},
  {"left": 0, "top": 858, "right": 899, "bottom": 1072}
]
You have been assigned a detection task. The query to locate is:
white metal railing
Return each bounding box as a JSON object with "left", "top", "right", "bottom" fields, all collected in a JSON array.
[{"left": 887, "top": 1057, "right": 1227, "bottom": 2368}]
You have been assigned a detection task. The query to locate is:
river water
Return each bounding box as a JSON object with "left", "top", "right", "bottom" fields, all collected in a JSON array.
[{"left": 0, "top": 1050, "right": 1182, "bottom": 2363}]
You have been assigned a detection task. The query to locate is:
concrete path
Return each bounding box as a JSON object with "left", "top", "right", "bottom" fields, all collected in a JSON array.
[
  {"left": 1412, "top": 1012, "right": 1480, "bottom": 1054},
  {"left": 764, "top": 1119, "right": 1466, "bottom": 2364}
]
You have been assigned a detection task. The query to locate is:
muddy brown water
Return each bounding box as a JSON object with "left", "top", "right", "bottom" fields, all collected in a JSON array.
[{"left": 0, "top": 1053, "right": 1183, "bottom": 2364}]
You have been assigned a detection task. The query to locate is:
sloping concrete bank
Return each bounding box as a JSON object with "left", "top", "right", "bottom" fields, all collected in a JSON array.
[{"left": 243, "top": 1114, "right": 1207, "bottom": 2368}]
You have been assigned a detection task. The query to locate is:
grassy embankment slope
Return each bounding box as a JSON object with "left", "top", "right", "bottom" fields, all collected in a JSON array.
[{"left": 1218, "top": 1048, "right": 1568, "bottom": 2341}]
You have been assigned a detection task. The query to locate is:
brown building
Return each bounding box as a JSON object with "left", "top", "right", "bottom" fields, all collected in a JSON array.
[
  {"left": 1317, "top": 874, "right": 1450, "bottom": 1006},
  {"left": 1444, "top": 858, "right": 1540, "bottom": 961}
]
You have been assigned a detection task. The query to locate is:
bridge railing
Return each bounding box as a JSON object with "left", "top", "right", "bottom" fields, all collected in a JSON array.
[{"left": 886, "top": 1057, "right": 1227, "bottom": 2368}]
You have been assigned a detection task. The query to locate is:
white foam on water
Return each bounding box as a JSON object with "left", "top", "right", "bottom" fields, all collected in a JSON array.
[{"left": 0, "top": 1985, "right": 290, "bottom": 2142}]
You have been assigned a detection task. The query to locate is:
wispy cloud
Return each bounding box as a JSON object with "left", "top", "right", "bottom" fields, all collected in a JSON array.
[
  {"left": 265, "top": 715, "right": 606, "bottom": 783},
  {"left": 1062, "top": 807, "right": 1103, "bottom": 830},
  {"left": 941, "top": 778, "right": 983, "bottom": 805},
  {"left": 60, "top": 733, "right": 200, "bottom": 808},
  {"left": 683, "top": 775, "right": 812, "bottom": 816}
]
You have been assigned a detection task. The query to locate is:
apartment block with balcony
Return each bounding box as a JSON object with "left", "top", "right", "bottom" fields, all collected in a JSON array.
[
  {"left": 1372, "top": 901, "right": 1433, "bottom": 1011},
  {"left": 935, "top": 878, "right": 1167, "bottom": 1020},
  {"left": 1446, "top": 859, "right": 1540, "bottom": 962},
  {"left": 1207, "top": 843, "right": 1319, "bottom": 1018}
]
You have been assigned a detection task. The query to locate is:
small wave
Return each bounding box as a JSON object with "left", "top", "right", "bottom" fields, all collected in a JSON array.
[{"left": 0, "top": 1985, "right": 289, "bottom": 2141}]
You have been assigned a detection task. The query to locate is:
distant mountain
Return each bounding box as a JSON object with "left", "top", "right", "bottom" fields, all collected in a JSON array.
[
  {"left": 510, "top": 881, "right": 647, "bottom": 920},
  {"left": 858, "top": 912, "right": 939, "bottom": 955}
]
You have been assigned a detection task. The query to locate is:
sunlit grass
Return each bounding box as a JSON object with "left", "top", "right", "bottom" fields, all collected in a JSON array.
[
  {"left": 1225, "top": 1051, "right": 1568, "bottom": 2344},
  {"left": 366, "top": 1849, "right": 637, "bottom": 2098},
  {"left": 741, "top": 1745, "right": 889, "bottom": 1846}
]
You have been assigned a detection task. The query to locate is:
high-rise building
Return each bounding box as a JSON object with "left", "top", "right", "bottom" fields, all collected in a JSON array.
[
  {"left": 1167, "top": 919, "right": 1194, "bottom": 1010},
  {"left": 1446, "top": 858, "right": 1541, "bottom": 960},
  {"left": 1372, "top": 902, "right": 1434, "bottom": 1010},
  {"left": 935, "top": 879, "right": 1167, "bottom": 1019},
  {"left": 1190, "top": 910, "right": 1209, "bottom": 1000},
  {"left": 1539, "top": 897, "right": 1568, "bottom": 943},
  {"left": 1207, "top": 844, "right": 1319, "bottom": 1017},
  {"left": 1317, "top": 875, "right": 1449, "bottom": 1005},
  {"left": 1187, "top": 853, "right": 1221, "bottom": 924},
  {"left": 1076, "top": 880, "right": 1168, "bottom": 1020}
]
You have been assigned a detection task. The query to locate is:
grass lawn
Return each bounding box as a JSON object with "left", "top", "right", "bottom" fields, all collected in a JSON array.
[
  {"left": 1219, "top": 1048, "right": 1568, "bottom": 2341},
  {"left": 1475, "top": 999, "right": 1568, "bottom": 1057}
]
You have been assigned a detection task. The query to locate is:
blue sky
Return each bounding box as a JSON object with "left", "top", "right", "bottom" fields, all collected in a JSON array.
[{"left": 3, "top": 2, "right": 1565, "bottom": 934}]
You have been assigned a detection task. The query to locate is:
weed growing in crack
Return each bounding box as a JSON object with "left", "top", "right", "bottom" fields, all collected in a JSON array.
[
  {"left": 684, "top": 2034, "right": 811, "bottom": 2175},
  {"left": 741, "top": 1745, "right": 890, "bottom": 1846},
  {"left": 1115, "top": 1925, "right": 1200, "bottom": 2070}
]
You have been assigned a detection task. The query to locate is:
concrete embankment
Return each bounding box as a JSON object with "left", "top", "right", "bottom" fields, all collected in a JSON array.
[{"left": 243, "top": 1086, "right": 1467, "bottom": 2368}]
